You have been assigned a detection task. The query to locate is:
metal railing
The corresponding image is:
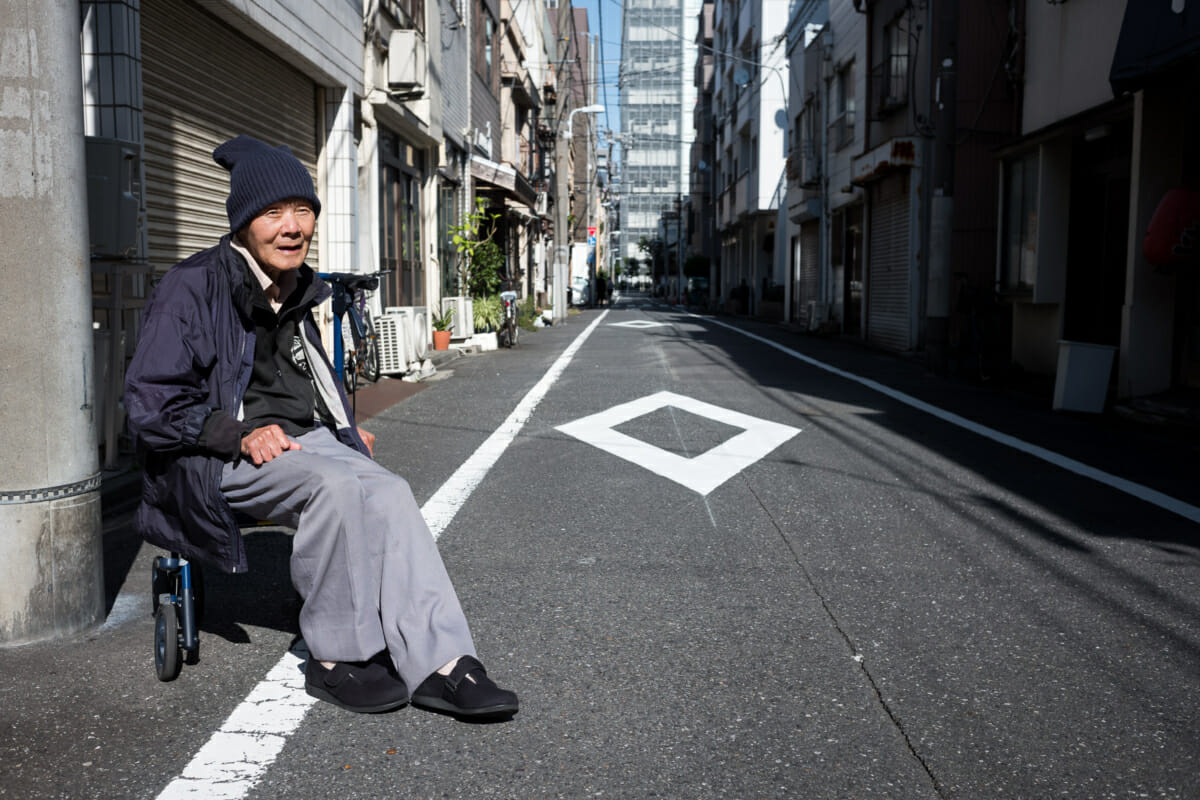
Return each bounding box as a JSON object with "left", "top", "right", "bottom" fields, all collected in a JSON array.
[{"left": 869, "top": 53, "right": 909, "bottom": 119}]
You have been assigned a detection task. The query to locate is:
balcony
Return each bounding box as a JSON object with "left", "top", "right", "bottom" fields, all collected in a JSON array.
[
  {"left": 869, "top": 53, "right": 909, "bottom": 120},
  {"left": 501, "top": 62, "right": 537, "bottom": 109}
]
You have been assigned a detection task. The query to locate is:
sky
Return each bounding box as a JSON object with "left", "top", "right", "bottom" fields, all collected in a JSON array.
[{"left": 575, "top": 0, "right": 623, "bottom": 145}]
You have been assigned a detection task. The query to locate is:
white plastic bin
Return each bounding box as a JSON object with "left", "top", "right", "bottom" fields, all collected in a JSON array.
[{"left": 1052, "top": 340, "right": 1117, "bottom": 413}]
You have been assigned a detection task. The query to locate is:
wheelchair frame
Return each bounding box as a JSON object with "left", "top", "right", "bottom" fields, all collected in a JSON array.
[{"left": 152, "top": 554, "right": 204, "bottom": 681}]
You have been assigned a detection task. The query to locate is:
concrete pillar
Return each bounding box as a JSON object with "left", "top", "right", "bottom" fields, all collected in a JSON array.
[
  {"left": 0, "top": 0, "right": 105, "bottom": 644},
  {"left": 1120, "top": 87, "right": 1181, "bottom": 399},
  {"left": 926, "top": 0, "right": 959, "bottom": 373},
  {"left": 554, "top": 119, "right": 570, "bottom": 321}
]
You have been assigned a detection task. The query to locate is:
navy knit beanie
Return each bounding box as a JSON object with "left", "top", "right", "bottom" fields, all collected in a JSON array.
[{"left": 212, "top": 135, "right": 322, "bottom": 233}]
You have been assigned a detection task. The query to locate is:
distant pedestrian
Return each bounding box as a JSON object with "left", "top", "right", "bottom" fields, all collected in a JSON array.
[{"left": 595, "top": 274, "right": 607, "bottom": 306}]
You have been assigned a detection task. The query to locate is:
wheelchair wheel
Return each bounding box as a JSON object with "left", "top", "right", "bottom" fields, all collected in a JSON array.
[{"left": 154, "top": 604, "right": 182, "bottom": 682}]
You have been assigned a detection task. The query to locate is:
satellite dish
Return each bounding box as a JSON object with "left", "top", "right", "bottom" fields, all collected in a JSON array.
[{"left": 733, "top": 67, "right": 750, "bottom": 87}]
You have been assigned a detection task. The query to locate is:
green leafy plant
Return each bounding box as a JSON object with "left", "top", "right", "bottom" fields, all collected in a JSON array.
[
  {"left": 469, "top": 240, "right": 504, "bottom": 297},
  {"left": 431, "top": 306, "right": 454, "bottom": 332},
  {"left": 518, "top": 296, "right": 539, "bottom": 331},
  {"left": 472, "top": 294, "right": 503, "bottom": 332},
  {"left": 449, "top": 198, "right": 504, "bottom": 298}
]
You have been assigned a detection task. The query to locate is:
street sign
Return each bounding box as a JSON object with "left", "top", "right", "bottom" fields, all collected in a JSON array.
[{"left": 587, "top": 226, "right": 597, "bottom": 246}]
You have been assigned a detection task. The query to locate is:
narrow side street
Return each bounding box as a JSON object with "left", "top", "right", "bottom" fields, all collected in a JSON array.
[{"left": 3, "top": 296, "right": 1197, "bottom": 799}]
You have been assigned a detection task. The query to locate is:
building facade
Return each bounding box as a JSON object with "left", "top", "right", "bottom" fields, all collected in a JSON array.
[
  {"left": 711, "top": 0, "right": 790, "bottom": 314},
  {"left": 619, "top": 0, "right": 698, "bottom": 289}
]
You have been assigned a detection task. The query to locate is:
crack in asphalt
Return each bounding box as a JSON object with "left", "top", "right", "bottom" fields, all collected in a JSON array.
[{"left": 746, "top": 482, "right": 947, "bottom": 799}]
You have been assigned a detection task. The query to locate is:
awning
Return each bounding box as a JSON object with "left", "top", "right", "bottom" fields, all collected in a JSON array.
[
  {"left": 1110, "top": 2, "right": 1200, "bottom": 95},
  {"left": 850, "top": 137, "right": 919, "bottom": 186},
  {"left": 470, "top": 154, "right": 537, "bottom": 207}
]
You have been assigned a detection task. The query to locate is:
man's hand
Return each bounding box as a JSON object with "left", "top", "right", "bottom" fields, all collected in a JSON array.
[
  {"left": 241, "top": 424, "right": 301, "bottom": 465},
  {"left": 357, "top": 426, "right": 375, "bottom": 457}
]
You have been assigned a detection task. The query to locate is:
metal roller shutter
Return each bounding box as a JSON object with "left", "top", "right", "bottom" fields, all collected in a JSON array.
[
  {"left": 140, "top": 0, "right": 318, "bottom": 272},
  {"left": 867, "top": 172, "right": 911, "bottom": 352}
]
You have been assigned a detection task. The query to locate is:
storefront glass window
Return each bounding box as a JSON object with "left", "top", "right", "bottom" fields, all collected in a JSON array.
[{"left": 379, "top": 131, "right": 426, "bottom": 307}]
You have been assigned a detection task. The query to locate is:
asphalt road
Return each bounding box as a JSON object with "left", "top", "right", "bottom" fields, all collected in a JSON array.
[{"left": 2, "top": 293, "right": 1197, "bottom": 799}]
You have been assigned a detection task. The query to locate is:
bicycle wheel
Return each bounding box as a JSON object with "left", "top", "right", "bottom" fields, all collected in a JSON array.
[
  {"left": 361, "top": 312, "right": 381, "bottom": 382},
  {"left": 342, "top": 352, "right": 358, "bottom": 394},
  {"left": 362, "top": 335, "right": 381, "bottom": 382}
]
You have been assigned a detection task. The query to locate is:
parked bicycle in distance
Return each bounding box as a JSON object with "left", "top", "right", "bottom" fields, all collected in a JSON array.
[
  {"left": 320, "top": 271, "right": 387, "bottom": 406},
  {"left": 499, "top": 289, "right": 519, "bottom": 348}
]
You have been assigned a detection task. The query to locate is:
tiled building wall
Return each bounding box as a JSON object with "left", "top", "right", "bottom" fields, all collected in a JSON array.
[
  {"left": 81, "top": 0, "right": 141, "bottom": 142},
  {"left": 322, "top": 90, "right": 358, "bottom": 274}
]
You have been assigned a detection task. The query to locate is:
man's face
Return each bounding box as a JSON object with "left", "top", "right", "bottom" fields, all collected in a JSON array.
[{"left": 238, "top": 198, "right": 316, "bottom": 279}]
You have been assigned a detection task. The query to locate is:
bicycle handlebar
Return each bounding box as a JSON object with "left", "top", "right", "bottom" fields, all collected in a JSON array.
[{"left": 321, "top": 272, "right": 379, "bottom": 293}]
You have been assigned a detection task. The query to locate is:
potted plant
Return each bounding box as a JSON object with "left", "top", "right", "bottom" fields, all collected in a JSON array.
[{"left": 431, "top": 306, "right": 454, "bottom": 351}]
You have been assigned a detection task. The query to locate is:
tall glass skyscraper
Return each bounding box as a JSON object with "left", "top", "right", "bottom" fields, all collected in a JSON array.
[{"left": 619, "top": 0, "right": 699, "bottom": 269}]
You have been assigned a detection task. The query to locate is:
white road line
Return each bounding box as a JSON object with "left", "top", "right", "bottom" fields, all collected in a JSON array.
[
  {"left": 155, "top": 311, "right": 610, "bottom": 800},
  {"left": 702, "top": 315, "right": 1200, "bottom": 525},
  {"left": 422, "top": 310, "right": 609, "bottom": 535}
]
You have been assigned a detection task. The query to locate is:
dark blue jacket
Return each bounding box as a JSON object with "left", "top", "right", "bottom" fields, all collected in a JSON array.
[{"left": 124, "top": 236, "right": 368, "bottom": 573}]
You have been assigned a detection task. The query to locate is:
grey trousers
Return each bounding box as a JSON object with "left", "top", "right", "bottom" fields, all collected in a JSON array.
[{"left": 220, "top": 426, "right": 476, "bottom": 688}]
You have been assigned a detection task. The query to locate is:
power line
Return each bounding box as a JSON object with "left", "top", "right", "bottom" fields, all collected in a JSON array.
[{"left": 597, "top": 1, "right": 610, "bottom": 113}]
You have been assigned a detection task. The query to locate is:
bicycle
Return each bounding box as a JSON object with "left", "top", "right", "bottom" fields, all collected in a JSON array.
[
  {"left": 342, "top": 287, "right": 382, "bottom": 393},
  {"left": 499, "top": 289, "right": 519, "bottom": 348},
  {"left": 321, "top": 272, "right": 384, "bottom": 405}
]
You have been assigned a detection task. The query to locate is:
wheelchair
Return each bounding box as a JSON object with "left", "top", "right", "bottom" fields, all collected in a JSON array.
[{"left": 151, "top": 553, "right": 204, "bottom": 681}]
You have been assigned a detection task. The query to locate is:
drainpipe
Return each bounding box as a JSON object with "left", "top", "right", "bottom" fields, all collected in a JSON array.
[{"left": 927, "top": 0, "right": 959, "bottom": 372}]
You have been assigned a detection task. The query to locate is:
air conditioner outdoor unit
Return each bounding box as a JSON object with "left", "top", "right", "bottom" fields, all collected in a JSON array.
[
  {"left": 385, "top": 306, "right": 431, "bottom": 362},
  {"left": 375, "top": 313, "right": 411, "bottom": 375},
  {"left": 442, "top": 296, "right": 475, "bottom": 339},
  {"left": 85, "top": 136, "right": 142, "bottom": 258},
  {"left": 409, "top": 306, "right": 430, "bottom": 360},
  {"left": 535, "top": 191, "right": 549, "bottom": 216},
  {"left": 388, "top": 29, "right": 428, "bottom": 94}
]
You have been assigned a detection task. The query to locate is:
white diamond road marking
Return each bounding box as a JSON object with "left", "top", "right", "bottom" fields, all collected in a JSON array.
[
  {"left": 556, "top": 391, "right": 801, "bottom": 495},
  {"left": 609, "top": 319, "right": 671, "bottom": 329}
]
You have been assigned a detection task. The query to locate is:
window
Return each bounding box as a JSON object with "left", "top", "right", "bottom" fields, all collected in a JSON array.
[
  {"left": 393, "top": 0, "right": 425, "bottom": 35},
  {"left": 872, "top": 15, "right": 909, "bottom": 116},
  {"left": 1000, "top": 150, "right": 1039, "bottom": 292},
  {"left": 800, "top": 101, "right": 819, "bottom": 186},
  {"left": 379, "top": 131, "right": 426, "bottom": 307},
  {"left": 829, "top": 61, "right": 855, "bottom": 151},
  {"left": 439, "top": 181, "right": 459, "bottom": 296},
  {"left": 475, "top": 0, "right": 495, "bottom": 87},
  {"left": 485, "top": 14, "right": 493, "bottom": 84}
]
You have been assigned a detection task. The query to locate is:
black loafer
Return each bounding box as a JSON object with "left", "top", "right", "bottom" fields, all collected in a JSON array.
[
  {"left": 411, "top": 656, "right": 519, "bottom": 719},
  {"left": 305, "top": 656, "right": 408, "bottom": 713}
]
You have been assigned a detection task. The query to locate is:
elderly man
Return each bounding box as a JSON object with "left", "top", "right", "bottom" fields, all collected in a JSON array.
[{"left": 125, "top": 135, "right": 517, "bottom": 719}]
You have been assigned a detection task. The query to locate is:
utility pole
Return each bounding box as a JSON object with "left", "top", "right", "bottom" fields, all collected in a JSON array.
[
  {"left": 0, "top": 0, "right": 105, "bottom": 644},
  {"left": 926, "top": 0, "right": 958, "bottom": 374},
  {"left": 676, "top": 194, "right": 684, "bottom": 306},
  {"left": 554, "top": 123, "right": 570, "bottom": 319}
]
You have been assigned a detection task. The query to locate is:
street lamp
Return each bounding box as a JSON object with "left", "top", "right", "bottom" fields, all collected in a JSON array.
[{"left": 562, "top": 104, "right": 605, "bottom": 138}]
